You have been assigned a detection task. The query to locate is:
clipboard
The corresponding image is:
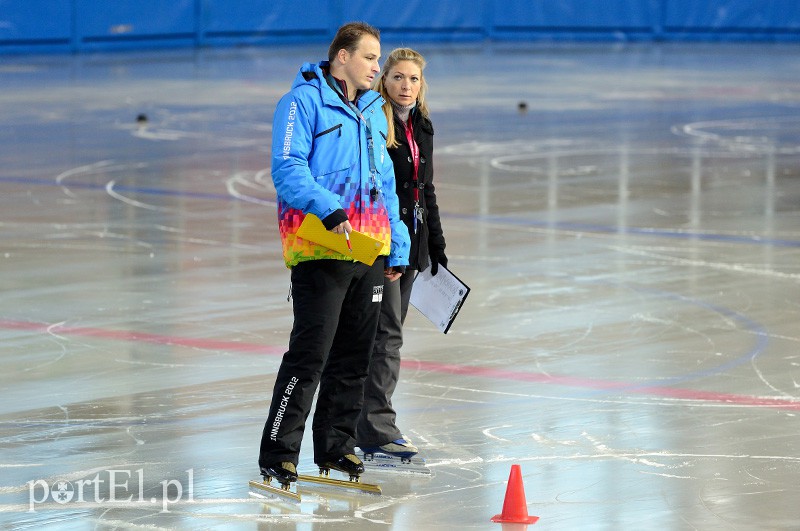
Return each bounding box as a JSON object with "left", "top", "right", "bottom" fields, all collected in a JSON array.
[
  {"left": 297, "top": 214, "right": 386, "bottom": 266},
  {"left": 409, "top": 265, "right": 470, "bottom": 334}
]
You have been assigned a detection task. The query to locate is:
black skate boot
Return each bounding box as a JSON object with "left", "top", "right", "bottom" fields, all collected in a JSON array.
[
  {"left": 250, "top": 461, "right": 301, "bottom": 501},
  {"left": 260, "top": 461, "right": 298, "bottom": 486},
  {"left": 317, "top": 453, "right": 365, "bottom": 481},
  {"left": 298, "top": 453, "right": 380, "bottom": 494}
]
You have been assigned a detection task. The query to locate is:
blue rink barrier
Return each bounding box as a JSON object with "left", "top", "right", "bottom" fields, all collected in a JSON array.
[{"left": 1, "top": 0, "right": 799, "bottom": 54}]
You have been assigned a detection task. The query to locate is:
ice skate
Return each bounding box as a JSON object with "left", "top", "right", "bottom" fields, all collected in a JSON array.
[
  {"left": 249, "top": 462, "right": 301, "bottom": 502},
  {"left": 360, "top": 438, "right": 418, "bottom": 459},
  {"left": 297, "top": 454, "right": 381, "bottom": 495},
  {"left": 357, "top": 438, "right": 432, "bottom": 475},
  {"left": 318, "top": 453, "right": 366, "bottom": 479}
]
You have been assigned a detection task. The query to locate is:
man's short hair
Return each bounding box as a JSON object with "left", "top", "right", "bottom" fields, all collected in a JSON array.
[{"left": 328, "top": 22, "right": 381, "bottom": 63}]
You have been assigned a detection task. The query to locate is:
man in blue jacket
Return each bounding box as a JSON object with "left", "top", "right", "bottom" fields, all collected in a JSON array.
[{"left": 258, "top": 22, "right": 410, "bottom": 487}]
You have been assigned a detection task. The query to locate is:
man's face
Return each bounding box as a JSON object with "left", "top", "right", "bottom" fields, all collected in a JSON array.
[{"left": 339, "top": 35, "right": 381, "bottom": 94}]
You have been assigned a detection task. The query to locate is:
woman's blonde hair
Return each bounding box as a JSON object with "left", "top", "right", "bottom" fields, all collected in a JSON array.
[{"left": 374, "top": 48, "right": 429, "bottom": 148}]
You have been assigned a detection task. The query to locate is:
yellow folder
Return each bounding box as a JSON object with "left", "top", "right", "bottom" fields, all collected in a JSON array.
[{"left": 297, "top": 214, "right": 386, "bottom": 266}]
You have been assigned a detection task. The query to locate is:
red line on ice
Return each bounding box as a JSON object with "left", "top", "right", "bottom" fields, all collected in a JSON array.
[{"left": 3, "top": 319, "right": 799, "bottom": 411}]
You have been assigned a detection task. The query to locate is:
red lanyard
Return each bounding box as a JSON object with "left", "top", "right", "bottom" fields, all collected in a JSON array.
[{"left": 404, "top": 119, "right": 420, "bottom": 204}]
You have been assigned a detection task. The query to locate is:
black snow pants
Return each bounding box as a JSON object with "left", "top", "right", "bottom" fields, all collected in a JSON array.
[{"left": 259, "top": 257, "right": 385, "bottom": 467}]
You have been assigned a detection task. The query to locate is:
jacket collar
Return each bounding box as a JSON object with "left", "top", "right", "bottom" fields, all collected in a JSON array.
[{"left": 298, "top": 61, "right": 384, "bottom": 112}]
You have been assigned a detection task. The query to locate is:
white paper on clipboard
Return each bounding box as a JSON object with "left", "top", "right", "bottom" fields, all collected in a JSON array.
[{"left": 409, "top": 265, "right": 470, "bottom": 334}]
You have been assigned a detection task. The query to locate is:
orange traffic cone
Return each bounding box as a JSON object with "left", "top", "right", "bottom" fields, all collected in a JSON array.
[{"left": 491, "top": 464, "right": 539, "bottom": 524}]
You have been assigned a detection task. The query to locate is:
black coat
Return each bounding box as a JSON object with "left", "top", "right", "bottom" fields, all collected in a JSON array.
[{"left": 388, "top": 110, "right": 446, "bottom": 272}]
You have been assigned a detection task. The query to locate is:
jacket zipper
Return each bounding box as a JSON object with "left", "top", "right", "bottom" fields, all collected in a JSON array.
[{"left": 314, "top": 123, "right": 342, "bottom": 139}]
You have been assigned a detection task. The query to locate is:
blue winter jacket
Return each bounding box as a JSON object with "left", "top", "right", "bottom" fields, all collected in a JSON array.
[{"left": 271, "top": 61, "right": 410, "bottom": 268}]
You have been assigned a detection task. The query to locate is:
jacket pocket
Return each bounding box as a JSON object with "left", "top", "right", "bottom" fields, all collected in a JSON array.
[
  {"left": 309, "top": 121, "right": 356, "bottom": 181},
  {"left": 314, "top": 123, "right": 342, "bottom": 139}
]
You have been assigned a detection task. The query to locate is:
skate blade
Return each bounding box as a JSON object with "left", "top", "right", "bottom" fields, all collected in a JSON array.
[
  {"left": 356, "top": 450, "right": 432, "bottom": 476},
  {"left": 248, "top": 479, "right": 301, "bottom": 502},
  {"left": 297, "top": 473, "right": 382, "bottom": 495}
]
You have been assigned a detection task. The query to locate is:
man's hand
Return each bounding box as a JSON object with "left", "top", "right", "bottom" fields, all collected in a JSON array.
[
  {"left": 332, "top": 220, "right": 352, "bottom": 235},
  {"left": 384, "top": 267, "right": 403, "bottom": 282}
]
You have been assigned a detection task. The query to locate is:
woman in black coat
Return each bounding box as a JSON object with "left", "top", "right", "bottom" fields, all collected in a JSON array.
[{"left": 357, "top": 48, "right": 447, "bottom": 458}]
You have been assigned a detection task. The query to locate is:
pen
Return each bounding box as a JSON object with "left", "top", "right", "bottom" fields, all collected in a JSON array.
[{"left": 344, "top": 229, "right": 352, "bottom": 252}]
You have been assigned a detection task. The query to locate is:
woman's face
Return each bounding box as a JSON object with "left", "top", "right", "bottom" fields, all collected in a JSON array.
[{"left": 384, "top": 60, "right": 422, "bottom": 107}]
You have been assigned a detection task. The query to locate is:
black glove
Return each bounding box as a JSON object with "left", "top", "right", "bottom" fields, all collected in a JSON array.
[
  {"left": 430, "top": 250, "right": 448, "bottom": 276},
  {"left": 320, "top": 209, "right": 348, "bottom": 230}
]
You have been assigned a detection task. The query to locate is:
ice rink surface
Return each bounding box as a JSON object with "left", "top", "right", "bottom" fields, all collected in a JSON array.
[{"left": 1, "top": 41, "right": 800, "bottom": 530}]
